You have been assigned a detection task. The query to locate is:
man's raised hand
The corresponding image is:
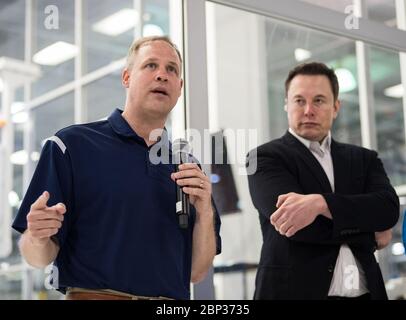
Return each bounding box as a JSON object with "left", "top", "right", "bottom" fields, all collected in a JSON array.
[{"left": 26, "top": 191, "right": 66, "bottom": 246}]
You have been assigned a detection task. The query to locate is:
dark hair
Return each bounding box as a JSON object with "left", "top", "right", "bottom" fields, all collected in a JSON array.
[{"left": 285, "top": 62, "right": 339, "bottom": 101}]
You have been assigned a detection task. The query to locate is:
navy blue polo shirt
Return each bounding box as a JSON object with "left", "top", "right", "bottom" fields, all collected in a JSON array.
[{"left": 12, "top": 108, "right": 221, "bottom": 300}]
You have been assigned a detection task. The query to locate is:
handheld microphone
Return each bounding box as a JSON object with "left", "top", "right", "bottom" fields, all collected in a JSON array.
[{"left": 173, "top": 139, "right": 190, "bottom": 229}]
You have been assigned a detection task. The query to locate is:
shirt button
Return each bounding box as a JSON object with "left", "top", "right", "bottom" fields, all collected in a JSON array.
[{"left": 328, "top": 265, "right": 334, "bottom": 273}]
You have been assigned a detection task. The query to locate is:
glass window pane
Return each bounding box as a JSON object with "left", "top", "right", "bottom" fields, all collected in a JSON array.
[
  {"left": 0, "top": 0, "right": 25, "bottom": 60},
  {"left": 13, "top": 124, "right": 24, "bottom": 217},
  {"left": 31, "top": 93, "right": 74, "bottom": 152},
  {"left": 370, "top": 46, "right": 406, "bottom": 186},
  {"left": 84, "top": 0, "right": 171, "bottom": 74},
  {"left": 32, "top": 1, "right": 75, "bottom": 97},
  {"left": 265, "top": 21, "right": 360, "bottom": 145},
  {"left": 143, "top": 0, "right": 170, "bottom": 36},
  {"left": 7, "top": 124, "right": 25, "bottom": 262},
  {"left": 0, "top": 15, "right": 21, "bottom": 244},
  {"left": 0, "top": 270, "right": 22, "bottom": 299},
  {"left": 368, "top": 0, "right": 397, "bottom": 28},
  {"left": 298, "top": 0, "right": 353, "bottom": 13},
  {"left": 207, "top": 2, "right": 362, "bottom": 300},
  {"left": 85, "top": 72, "right": 125, "bottom": 122},
  {"left": 300, "top": 0, "right": 398, "bottom": 28},
  {"left": 84, "top": 0, "right": 134, "bottom": 73}
]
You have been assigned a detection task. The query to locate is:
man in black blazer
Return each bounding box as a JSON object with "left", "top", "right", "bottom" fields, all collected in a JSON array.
[{"left": 247, "top": 62, "right": 399, "bottom": 300}]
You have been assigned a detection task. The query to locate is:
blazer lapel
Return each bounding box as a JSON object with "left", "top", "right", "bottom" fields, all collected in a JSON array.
[
  {"left": 330, "top": 139, "right": 352, "bottom": 194},
  {"left": 283, "top": 132, "right": 333, "bottom": 193}
]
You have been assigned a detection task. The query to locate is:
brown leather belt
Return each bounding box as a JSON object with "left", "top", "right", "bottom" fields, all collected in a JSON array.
[{"left": 65, "top": 288, "right": 173, "bottom": 300}]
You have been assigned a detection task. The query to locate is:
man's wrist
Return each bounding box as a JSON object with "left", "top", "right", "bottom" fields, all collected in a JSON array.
[
  {"left": 27, "top": 232, "right": 50, "bottom": 247},
  {"left": 314, "top": 194, "right": 332, "bottom": 219},
  {"left": 195, "top": 207, "right": 214, "bottom": 224}
]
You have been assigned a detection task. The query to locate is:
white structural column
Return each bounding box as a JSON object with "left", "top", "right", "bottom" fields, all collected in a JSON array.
[
  {"left": 354, "top": 0, "right": 377, "bottom": 150},
  {"left": 182, "top": 0, "right": 216, "bottom": 300},
  {"left": 0, "top": 57, "right": 40, "bottom": 258},
  {"left": 397, "top": 0, "right": 406, "bottom": 163},
  {"left": 134, "top": 0, "right": 144, "bottom": 39},
  {"left": 21, "top": 0, "right": 36, "bottom": 301},
  {"left": 169, "top": 0, "right": 186, "bottom": 141},
  {"left": 183, "top": 0, "right": 210, "bottom": 141},
  {"left": 394, "top": 0, "right": 406, "bottom": 196},
  {"left": 74, "top": 0, "right": 85, "bottom": 124}
]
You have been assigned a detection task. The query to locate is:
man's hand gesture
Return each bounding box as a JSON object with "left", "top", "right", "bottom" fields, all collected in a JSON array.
[
  {"left": 271, "top": 192, "right": 329, "bottom": 237},
  {"left": 26, "top": 191, "right": 66, "bottom": 246}
]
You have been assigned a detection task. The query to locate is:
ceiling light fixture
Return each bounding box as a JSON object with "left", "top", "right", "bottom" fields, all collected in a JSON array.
[
  {"left": 384, "top": 84, "right": 404, "bottom": 99},
  {"left": 391, "top": 242, "right": 405, "bottom": 256},
  {"left": 8, "top": 191, "right": 20, "bottom": 207},
  {"left": 92, "top": 9, "right": 139, "bottom": 36},
  {"left": 143, "top": 24, "right": 164, "bottom": 37},
  {"left": 12, "top": 112, "right": 28, "bottom": 124},
  {"left": 11, "top": 102, "right": 25, "bottom": 114},
  {"left": 31, "top": 151, "right": 40, "bottom": 162},
  {"left": 294, "top": 48, "right": 312, "bottom": 62},
  {"left": 335, "top": 68, "right": 356, "bottom": 93},
  {"left": 10, "top": 150, "right": 28, "bottom": 165},
  {"left": 33, "top": 41, "right": 78, "bottom": 66}
]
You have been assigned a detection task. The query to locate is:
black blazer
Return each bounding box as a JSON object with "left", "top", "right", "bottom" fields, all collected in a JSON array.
[{"left": 247, "top": 132, "right": 399, "bottom": 300}]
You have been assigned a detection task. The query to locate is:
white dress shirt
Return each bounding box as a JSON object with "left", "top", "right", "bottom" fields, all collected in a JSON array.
[{"left": 288, "top": 128, "right": 368, "bottom": 297}]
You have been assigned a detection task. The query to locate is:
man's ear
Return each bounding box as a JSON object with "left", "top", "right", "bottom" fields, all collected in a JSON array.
[
  {"left": 122, "top": 69, "right": 130, "bottom": 88},
  {"left": 333, "top": 99, "right": 341, "bottom": 119}
]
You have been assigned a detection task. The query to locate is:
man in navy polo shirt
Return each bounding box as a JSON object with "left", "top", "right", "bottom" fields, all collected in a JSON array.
[{"left": 12, "top": 36, "right": 221, "bottom": 300}]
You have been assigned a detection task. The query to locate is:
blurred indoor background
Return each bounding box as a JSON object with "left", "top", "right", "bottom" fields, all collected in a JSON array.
[{"left": 0, "top": 0, "right": 405, "bottom": 300}]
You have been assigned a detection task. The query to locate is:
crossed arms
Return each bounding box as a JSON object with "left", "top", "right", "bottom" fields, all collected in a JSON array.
[{"left": 247, "top": 144, "right": 399, "bottom": 248}]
